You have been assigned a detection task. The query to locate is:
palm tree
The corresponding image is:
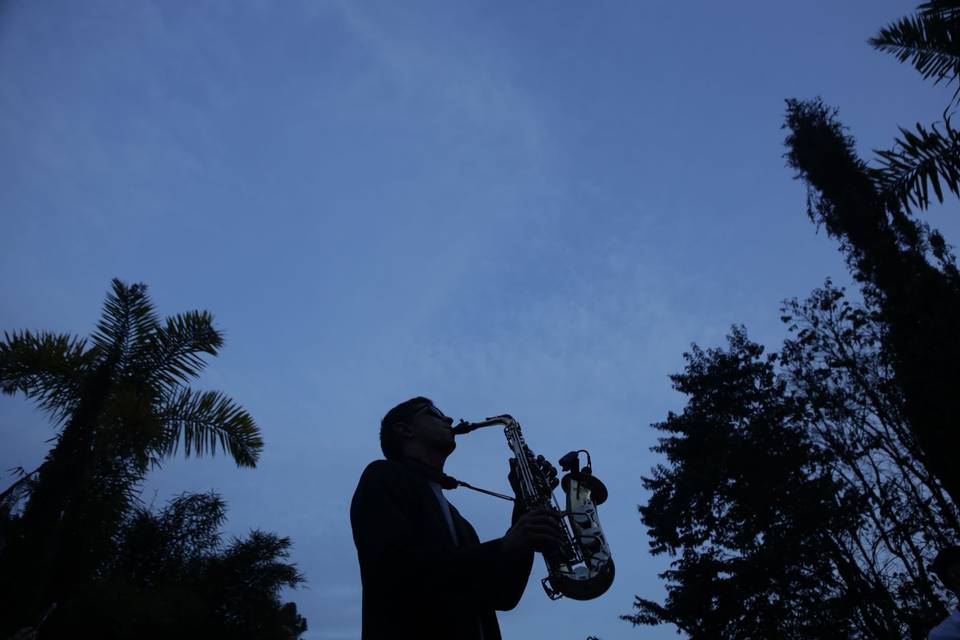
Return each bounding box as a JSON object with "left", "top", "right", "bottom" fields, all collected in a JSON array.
[
  {"left": 0, "top": 278, "right": 263, "bottom": 634},
  {"left": 870, "top": 1, "right": 960, "bottom": 212}
]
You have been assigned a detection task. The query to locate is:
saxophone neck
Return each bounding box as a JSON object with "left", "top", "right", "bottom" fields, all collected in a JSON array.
[{"left": 451, "top": 414, "right": 518, "bottom": 435}]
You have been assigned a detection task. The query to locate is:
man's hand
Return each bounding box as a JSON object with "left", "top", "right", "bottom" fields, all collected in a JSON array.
[
  {"left": 502, "top": 509, "right": 566, "bottom": 554},
  {"left": 507, "top": 455, "right": 560, "bottom": 496}
]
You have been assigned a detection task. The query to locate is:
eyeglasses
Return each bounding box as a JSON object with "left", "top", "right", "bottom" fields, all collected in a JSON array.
[{"left": 416, "top": 404, "right": 448, "bottom": 421}]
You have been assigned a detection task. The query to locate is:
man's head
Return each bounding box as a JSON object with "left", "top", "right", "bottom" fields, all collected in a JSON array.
[
  {"left": 380, "top": 396, "right": 456, "bottom": 463},
  {"left": 932, "top": 545, "right": 960, "bottom": 594}
]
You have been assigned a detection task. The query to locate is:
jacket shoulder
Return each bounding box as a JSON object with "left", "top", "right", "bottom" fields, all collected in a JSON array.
[
  {"left": 351, "top": 460, "right": 420, "bottom": 523},
  {"left": 358, "top": 459, "right": 408, "bottom": 483},
  {"left": 354, "top": 459, "right": 416, "bottom": 497}
]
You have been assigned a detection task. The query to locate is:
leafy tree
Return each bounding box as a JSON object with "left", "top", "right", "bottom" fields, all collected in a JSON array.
[
  {"left": 40, "top": 492, "right": 307, "bottom": 640},
  {"left": 626, "top": 328, "right": 874, "bottom": 638},
  {"left": 783, "top": 98, "right": 960, "bottom": 508},
  {"left": 780, "top": 283, "right": 958, "bottom": 637},
  {"left": 0, "top": 279, "right": 264, "bottom": 634},
  {"left": 630, "top": 307, "right": 959, "bottom": 637},
  {"left": 870, "top": 1, "right": 960, "bottom": 212}
]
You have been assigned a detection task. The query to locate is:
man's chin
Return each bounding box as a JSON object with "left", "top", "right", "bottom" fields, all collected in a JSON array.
[{"left": 439, "top": 438, "right": 456, "bottom": 456}]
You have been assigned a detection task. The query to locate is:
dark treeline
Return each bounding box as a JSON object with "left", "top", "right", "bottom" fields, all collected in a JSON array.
[
  {"left": 0, "top": 280, "right": 306, "bottom": 639},
  {"left": 627, "top": 2, "right": 960, "bottom": 638}
]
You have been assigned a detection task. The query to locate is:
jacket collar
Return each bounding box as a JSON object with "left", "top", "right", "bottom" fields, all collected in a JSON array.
[{"left": 399, "top": 457, "right": 459, "bottom": 490}]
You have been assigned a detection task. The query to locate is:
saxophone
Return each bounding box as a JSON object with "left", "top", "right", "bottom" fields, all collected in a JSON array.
[{"left": 451, "top": 414, "right": 615, "bottom": 601}]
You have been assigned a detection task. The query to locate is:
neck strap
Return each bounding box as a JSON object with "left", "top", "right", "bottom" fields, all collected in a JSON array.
[{"left": 399, "top": 458, "right": 514, "bottom": 501}]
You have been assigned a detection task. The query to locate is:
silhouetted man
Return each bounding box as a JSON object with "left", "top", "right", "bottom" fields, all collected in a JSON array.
[
  {"left": 350, "top": 397, "right": 562, "bottom": 640},
  {"left": 930, "top": 546, "right": 960, "bottom": 640}
]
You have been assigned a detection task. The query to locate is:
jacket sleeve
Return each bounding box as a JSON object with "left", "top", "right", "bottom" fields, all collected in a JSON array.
[
  {"left": 351, "top": 461, "right": 532, "bottom": 610},
  {"left": 487, "top": 531, "right": 534, "bottom": 611},
  {"left": 452, "top": 501, "right": 535, "bottom": 611}
]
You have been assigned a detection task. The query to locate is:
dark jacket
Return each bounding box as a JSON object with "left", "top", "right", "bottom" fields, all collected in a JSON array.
[{"left": 350, "top": 459, "right": 534, "bottom": 640}]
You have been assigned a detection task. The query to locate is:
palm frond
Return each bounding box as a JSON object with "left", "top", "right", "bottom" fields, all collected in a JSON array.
[
  {"left": 0, "top": 330, "right": 92, "bottom": 421},
  {"left": 0, "top": 465, "right": 42, "bottom": 514},
  {"left": 872, "top": 116, "right": 960, "bottom": 212},
  {"left": 919, "top": 1, "right": 960, "bottom": 23},
  {"left": 158, "top": 388, "right": 263, "bottom": 467},
  {"left": 870, "top": 10, "right": 960, "bottom": 95},
  {"left": 91, "top": 279, "right": 159, "bottom": 367},
  {"left": 135, "top": 311, "right": 223, "bottom": 390}
]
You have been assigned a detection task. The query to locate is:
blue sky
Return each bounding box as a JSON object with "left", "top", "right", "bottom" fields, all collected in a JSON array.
[{"left": 2, "top": 1, "right": 958, "bottom": 638}]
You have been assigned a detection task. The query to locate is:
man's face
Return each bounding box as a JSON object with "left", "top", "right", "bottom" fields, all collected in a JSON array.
[{"left": 405, "top": 402, "right": 456, "bottom": 455}]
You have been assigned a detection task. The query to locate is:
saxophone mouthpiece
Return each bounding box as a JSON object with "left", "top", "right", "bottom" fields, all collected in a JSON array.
[{"left": 451, "top": 420, "right": 477, "bottom": 436}]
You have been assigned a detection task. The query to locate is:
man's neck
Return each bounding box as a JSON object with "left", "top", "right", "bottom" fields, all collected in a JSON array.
[{"left": 401, "top": 446, "right": 447, "bottom": 473}]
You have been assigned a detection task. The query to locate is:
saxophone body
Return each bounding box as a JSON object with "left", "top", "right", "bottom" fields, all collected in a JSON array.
[{"left": 453, "top": 414, "right": 615, "bottom": 601}]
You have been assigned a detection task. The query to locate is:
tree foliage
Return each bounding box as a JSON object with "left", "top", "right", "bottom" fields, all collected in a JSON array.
[
  {"left": 628, "top": 328, "right": 867, "bottom": 638},
  {"left": 872, "top": 115, "right": 960, "bottom": 213},
  {"left": 870, "top": 1, "right": 960, "bottom": 92},
  {"left": 39, "top": 492, "right": 307, "bottom": 640},
  {"left": 0, "top": 279, "right": 274, "bottom": 636},
  {"left": 630, "top": 5, "right": 960, "bottom": 637},
  {"left": 783, "top": 98, "right": 960, "bottom": 509},
  {"left": 870, "top": 1, "right": 960, "bottom": 213},
  {"left": 629, "top": 316, "right": 959, "bottom": 638},
  {"left": 780, "top": 283, "right": 959, "bottom": 637}
]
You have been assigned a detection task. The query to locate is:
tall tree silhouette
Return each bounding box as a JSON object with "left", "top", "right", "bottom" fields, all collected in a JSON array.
[
  {"left": 0, "top": 279, "right": 263, "bottom": 634},
  {"left": 783, "top": 98, "right": 960, "bottom": 508}
]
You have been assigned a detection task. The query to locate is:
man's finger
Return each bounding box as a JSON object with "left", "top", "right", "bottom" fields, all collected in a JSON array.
[
  {"left": 522, "top": 508, "right": 554, "bottom": 519},
  {"left": 528, "top": 530, "right": 566, "bottom": 545},
  {"left": 531, "top": 536, "right": 565, "bottom": 552},
  {"left": 527, "top": 510, "right": 563, "bottom": 521},
  {"left": 526, "top": 520, "right": 566, "bottom": 536}
]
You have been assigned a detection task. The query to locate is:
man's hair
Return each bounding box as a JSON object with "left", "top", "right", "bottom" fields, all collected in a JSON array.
[
  {"left": 931, "top": 545, "right": 960, "bottom": 587},
  {"left": 380, "top": 396, "right": 433, "bottom": 461}
]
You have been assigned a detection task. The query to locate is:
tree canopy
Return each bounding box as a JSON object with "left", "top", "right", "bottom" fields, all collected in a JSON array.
[
  {"left": 41, "top": 492, "right": 307, "bottom": 640},
  {"left": 631, "top": 4, "right": 960, "bottom": 634},
  {"left": 629, "top": 317, "right": 958, "bottom": 637}
]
